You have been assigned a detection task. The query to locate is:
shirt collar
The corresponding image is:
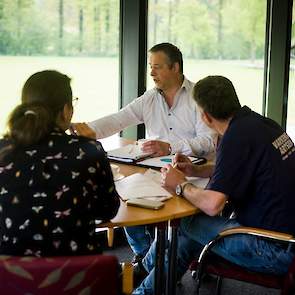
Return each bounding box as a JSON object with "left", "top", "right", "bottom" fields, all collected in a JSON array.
[
  {"left": 181, "top": 76, "right": 190, "bottom": 91},
  {"left": 156, "top": 75, "right": 189, "bottom": 94}
]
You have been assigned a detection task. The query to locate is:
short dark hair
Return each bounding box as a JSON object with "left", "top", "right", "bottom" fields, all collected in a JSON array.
[
  {"left": 149, "top": 42, "right": 183, "bottom": 73},
  {"left": 193, "top": 76, "right": 241, "bottom": 120}
]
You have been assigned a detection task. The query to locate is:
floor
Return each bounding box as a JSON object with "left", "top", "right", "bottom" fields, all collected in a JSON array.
[{"left": 101, "top": 229, "right": 280, "bottom": 295}]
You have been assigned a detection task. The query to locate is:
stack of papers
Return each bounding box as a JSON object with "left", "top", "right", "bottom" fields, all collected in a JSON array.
[
  {"left": 115, "top": 172, "right": 171, "bottom": 201},
  {"left": 107, "top": 144, "right": 150, "bottom": 163},
  {"left": 115, "top": 169, "right": 210, "bottom": 201}
]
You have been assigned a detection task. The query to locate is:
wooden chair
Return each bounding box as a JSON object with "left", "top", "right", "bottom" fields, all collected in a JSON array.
[
  {"left": 189, "top": 227, "right": 295, "bottom": 295},
  {"left": 0, "top": 254, "right": 133, "bottom": 295}
]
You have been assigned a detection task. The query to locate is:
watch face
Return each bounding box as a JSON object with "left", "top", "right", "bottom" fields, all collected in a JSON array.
[{"left": 175, "top": 184, "right": 182, "bottom": 196}]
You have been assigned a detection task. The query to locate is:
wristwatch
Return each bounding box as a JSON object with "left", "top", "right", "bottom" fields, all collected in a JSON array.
[{"left": 175, "top": 181, "right": 192, "bottom": 197}]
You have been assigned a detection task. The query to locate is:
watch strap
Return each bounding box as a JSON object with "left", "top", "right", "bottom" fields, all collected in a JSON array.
[{"left": 180, "top": 181, "right": 192, "bottom": 195}]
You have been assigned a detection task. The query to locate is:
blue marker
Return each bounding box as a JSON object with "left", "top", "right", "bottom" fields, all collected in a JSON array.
[{"left": 160, "top": 158, "right": 172, "bottom": 163}]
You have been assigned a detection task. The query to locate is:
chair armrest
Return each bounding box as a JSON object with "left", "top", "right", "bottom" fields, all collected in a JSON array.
[
  {"left": 121, "top": 262, "right": 133, "bottom": 294},
  {"left": 219, "top": 226, "right": 295, "bottom": 243},
  {"left": 195, "top": 226, "right": 295, "bottom": 287},
  {"left": 198, "top": 226, "right": 295, "bottom": 266}
]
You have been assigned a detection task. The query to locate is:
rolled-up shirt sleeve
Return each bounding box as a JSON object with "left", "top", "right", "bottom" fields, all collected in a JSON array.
[
  {"left": 87, "top": 78, "right": 216, "bottom": 156},
  {"left": 88, "top": 96, "right": 145, "bottom": 139}
]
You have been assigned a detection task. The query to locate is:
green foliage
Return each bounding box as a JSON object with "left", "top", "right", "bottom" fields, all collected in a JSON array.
[
  {"left": 0, "top": 0, "right": 119, "bottom": 56},
  {"left": 149, "top": 0, "right": 267, "bottom": 60},
  {"left": 0, "top": 0, "right": 266, "bottom": 60}
]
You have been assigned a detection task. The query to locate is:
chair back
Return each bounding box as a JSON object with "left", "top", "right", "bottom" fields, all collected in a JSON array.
[
  {"left": 282, "top": 254, "right": 295, "bottom": 295},
  {"left": 0, "top": 254, "right": 120, "bottom": 295}
]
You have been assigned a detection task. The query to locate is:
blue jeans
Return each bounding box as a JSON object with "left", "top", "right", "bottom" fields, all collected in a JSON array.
[
  {"left": 124, "top": 225, "right": 153, "bottom": 256},
  {"left": 133, "top": 214, "right": 295, "bottom": 295}
]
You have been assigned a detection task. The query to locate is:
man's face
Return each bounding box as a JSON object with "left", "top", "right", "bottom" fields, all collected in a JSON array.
[{"left": 149, "top": 51, "right": 178, "bottom": 91}]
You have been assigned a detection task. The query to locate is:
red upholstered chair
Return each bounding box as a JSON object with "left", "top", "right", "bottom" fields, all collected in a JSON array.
[
  {"left": 0, "top": 254, "right": 133, "bottom": 295},
  {"left": 190, "top": 227, "right": 295, "bottom": 295}
]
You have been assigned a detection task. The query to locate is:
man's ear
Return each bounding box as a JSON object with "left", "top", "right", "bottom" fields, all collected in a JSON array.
[
  {"left": 203, "top": 111, "right": 213, "bottom": 124},
  {"left": 172, "top": 62, "right": 180, "bottom": 73}
]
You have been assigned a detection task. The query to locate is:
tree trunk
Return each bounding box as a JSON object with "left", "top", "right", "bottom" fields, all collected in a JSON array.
[
  {"left": 17, "top": 0, "right": 22, "bottom": 40},
  {"left": 167, "top": 0, "right": 172, "bottom": 42},
  {"left": 153, "top": 0, "right": 158, "bottom": 45},
  {"left": 58, "top": 0, "right": 64, "bottom": 55},
  {"left": 94, "top": 5, "right": 101, "bottom": 55},
  {"left": 0, "top": 0, "right": 4, "bottom": 19},
  {"left": 217, "top": 0, "right": 223, "bottom": 59},
  {"left": 104, "top": 1, "right": 110, "bottom": 54},
  {"left": 79, "top": 7, "right": 84, "bottom": 53}
]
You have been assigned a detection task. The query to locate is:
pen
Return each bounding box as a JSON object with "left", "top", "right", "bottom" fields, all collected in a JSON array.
[{"left": 160, "top": 158, "right": 172, "bottom": 163}]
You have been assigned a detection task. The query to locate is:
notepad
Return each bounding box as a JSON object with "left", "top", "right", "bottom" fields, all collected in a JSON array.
[
  {"left": 115, "top": 172, "right": 171, "bottom": 201},
  {"left": 107, "top": 144, "right": 150, "bottom": 162}
]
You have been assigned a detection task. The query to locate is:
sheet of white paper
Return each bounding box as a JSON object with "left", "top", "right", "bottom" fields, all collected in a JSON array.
[
  {"left": 144, "top": 169, "right": 162, "bottom": 184},
  {"left": 186, "top": 177, "right": 210, "bottom": 189},
  {"left": 115, "top": 173, "right": 171, "bottom": 200},
  {"left": 108, "top": 144, "right": 150, "bottom": 161}
]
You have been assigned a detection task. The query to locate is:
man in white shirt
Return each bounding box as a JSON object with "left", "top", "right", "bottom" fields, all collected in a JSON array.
[
  {"left": 72, "top": 42, "right": 216, "bottom": 262},
  {"left": 73, "top": 43, "right": 215, "bottom": 156}
]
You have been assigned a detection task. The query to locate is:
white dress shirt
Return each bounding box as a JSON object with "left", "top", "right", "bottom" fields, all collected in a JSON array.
[{"left": 88, "top": 77, "right": 216, "bottom": 156}]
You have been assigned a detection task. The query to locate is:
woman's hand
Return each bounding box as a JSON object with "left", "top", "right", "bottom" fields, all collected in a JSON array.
[{"left": 70, "top": 123, "right": 96, "bottom": 139}]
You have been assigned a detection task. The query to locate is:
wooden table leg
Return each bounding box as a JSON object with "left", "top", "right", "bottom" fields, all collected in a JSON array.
[{"left": 107, "top": 228, "right": 114, "bottom": 247}]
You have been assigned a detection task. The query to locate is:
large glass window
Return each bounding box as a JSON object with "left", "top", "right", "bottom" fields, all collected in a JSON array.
[
  {"left": 287, "top": 1, "right": 295, "bottom": 140},
  {"left": 0, "top": 0, "right": 119, "bottom": 134},
  {"left": 147, "top": 0, "right": 267, "bottom": 114}
]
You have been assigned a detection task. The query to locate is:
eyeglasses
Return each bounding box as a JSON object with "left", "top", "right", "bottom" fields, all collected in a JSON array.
[{"left": 72, "top": 97, "right": 79, "bottom": 107}]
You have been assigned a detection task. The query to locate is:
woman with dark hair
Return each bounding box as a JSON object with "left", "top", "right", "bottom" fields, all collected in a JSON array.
[{"left": 0, "top": 70, "right": 120, "bottom": 256}]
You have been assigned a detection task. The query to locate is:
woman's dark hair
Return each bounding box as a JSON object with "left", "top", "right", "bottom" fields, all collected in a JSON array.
[
  {"left": 193, "top": 75, "right": 241, "bottom": 120},
  {"left": 149, "top": 42, "right": 183, "bottom": 73},
  {"left": 5, "top": 70, "right": 72, "bottom": 147}
]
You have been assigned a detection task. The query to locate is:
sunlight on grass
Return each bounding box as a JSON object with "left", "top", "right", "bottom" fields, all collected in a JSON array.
[
  {"left": 0, "top": 56, "right": 119, "bottom": 135},
  {"left": 1, "top": 56, "right": 294, "bottom": 140}
]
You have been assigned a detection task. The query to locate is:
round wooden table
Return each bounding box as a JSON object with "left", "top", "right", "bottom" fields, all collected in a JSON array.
[{"left": 99, "top": 136, "right": 199, "bottom": 295}]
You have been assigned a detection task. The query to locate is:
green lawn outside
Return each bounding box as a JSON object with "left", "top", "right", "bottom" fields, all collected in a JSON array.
[
  {"left": 0, "top": 56, "right": 120, "bottom": 135},
  {"left": 0, "top": 56, "right": 294, "bottom": 138}
]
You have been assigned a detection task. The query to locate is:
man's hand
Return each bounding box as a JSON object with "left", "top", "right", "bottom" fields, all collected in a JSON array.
[
  {"left": 173, "top": 153, "right": 198, "bottom": 177},
  {"left": 70, "top": 123, "right": 96, "bottom": 139},
  {"left": 160, "top": 164, "right": 186, "bottom": 194},
  {"left": 141, "top": 140, "right": 170, "bottom": 157}
]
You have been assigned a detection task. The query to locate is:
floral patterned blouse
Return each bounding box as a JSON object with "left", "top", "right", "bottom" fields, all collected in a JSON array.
[{"left": 0, "top": 129, "right": 120, "bottom": 256}]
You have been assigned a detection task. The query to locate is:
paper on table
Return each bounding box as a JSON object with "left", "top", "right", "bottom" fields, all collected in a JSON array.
[
  {"left": 144, "top": 169, "right": 162, "bottom": 184},
  {"left": 143, "top": 169, "right": 172, "bottom": 201},
  {"left": 137, "top": 155, "right": 205, "bottom": 168},
  {"left": 144, "top": 168, "right": 210, "bottom": 189},
  {"left": 186, "top": 177, "right": 210, "bottom": 188},
  {"left": 115, "top": 172, "right": 171, "bottom": 201},
  {"left": 107, "top": 144, "right": 150, "bottom": 162}
]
